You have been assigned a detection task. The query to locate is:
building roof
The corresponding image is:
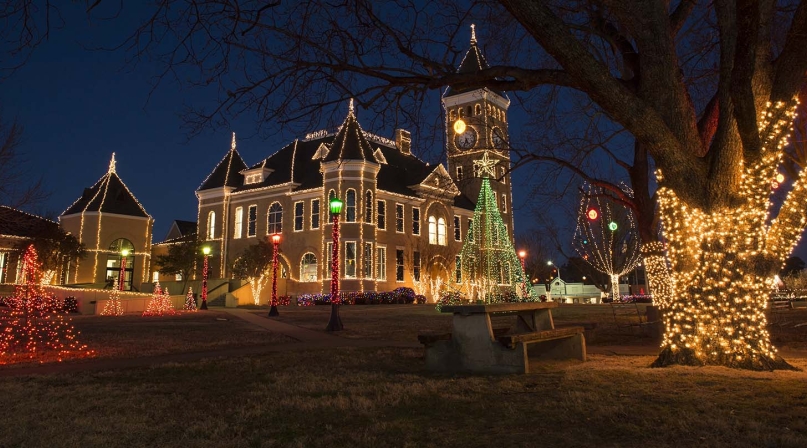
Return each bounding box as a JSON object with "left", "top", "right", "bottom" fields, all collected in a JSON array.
[
  {"left": 62, "top": 153, "right": 150, "bottom": 218},
  {"left": 197, "top": 132, "right": 249, "bottom": 191},
  {"left": 173, "top": 220, "right": 197, "bottom": 236},
  {"left": 0, "top": 206, "right": 59, "bottom": 238},
  {"left": 323, "top": 101, "right": 377, "bottom": 162},
  {"left": 444, "top": 25, "right": 504, "bottom": 98}
]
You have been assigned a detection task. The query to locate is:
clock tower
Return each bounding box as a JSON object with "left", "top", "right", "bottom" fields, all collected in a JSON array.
[{"left": 443, "top": 25, "right": 514, "bottom": 236}]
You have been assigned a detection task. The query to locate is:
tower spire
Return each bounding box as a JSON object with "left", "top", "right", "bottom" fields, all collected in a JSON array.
[
  {"left": 470, "top": 23, "right": 477, "bottom": 45},
  {"left": 108, "top": 153, "right": 117, "bottom": 174},
  {"left": 231, "top": 132, "right": 237, "bottom": 151},
  {"left": 348, "top": 98, "right": 354, "bottom": 115}
]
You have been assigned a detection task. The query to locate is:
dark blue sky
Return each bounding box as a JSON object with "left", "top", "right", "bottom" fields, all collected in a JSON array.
[{"left": 0, "top": 7, "right": 542, "bottom": 245}]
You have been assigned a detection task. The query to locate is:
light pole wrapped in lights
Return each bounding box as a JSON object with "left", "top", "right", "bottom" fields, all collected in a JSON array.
[
  {"left": 119, "top": 249, "right": 129, "bottom": 291},
  {"left": 269, "top": 233, "right": 281, "bottom": 317},
  {"left": 326, "top": 197, "right": 344, "bottom": 331},
  {"left": 201, "top": 246, "right": 211, "bottom": 310}
]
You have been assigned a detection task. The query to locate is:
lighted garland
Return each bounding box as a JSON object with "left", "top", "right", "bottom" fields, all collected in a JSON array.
[
  {"left": 652, "top": 100, "right": 799, "bottom": 370},
  {"left": 572, "top": 182, "right": 641, "bottom": 302},
  {"left": 0, "top": 245, "right": 94, "bottom": 364}
]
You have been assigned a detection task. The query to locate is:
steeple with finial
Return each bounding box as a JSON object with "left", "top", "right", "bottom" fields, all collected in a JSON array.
[
  {"left": 108, "top": 152, "right": 117, "bottom": 174},
  {"left": 323, "top": 99, "right": 376, "bottom": 162}
]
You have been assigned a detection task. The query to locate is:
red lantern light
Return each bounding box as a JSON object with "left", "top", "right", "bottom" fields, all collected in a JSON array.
[{"left": 587, "top": 208, "right": 599, "bottom": 221}]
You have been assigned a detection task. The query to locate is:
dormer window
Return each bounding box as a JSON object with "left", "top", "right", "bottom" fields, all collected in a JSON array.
[{"left": 245, "top": 174, "right": 262, "bottom": 184}]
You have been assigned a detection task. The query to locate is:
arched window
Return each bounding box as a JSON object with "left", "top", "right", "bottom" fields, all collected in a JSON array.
[
  {"left": 364, "top": 191, "right": 373, "bottom": 223},
  {"left": 329, "top": 189, "right": 336, "bottom": 201},
  {"left": 268, "top": 202, "right": 283, "bottom": 234},
  {"left": 106, "top": 238, "right": 135, "bottom": 291},
  {"left": 448, "top": 109, "right": 456, "bottom": 121},
  {"left": 437, "top": 218, "right": 447, "bottom": 246},
  {"left": 207, "top": 211, "right": 216, "bottom": 239},
  {"left": 474, "top": 104, "right": 482, "bottom": 115},
  {"left": 346, "top": 189, "right": 356, "bottom": 222},
  {"left": 300, "top": 253, "right": 318, "bottom": 282},
  {"left": 428, "top": 216, "right": 437, "bottom": 245}
]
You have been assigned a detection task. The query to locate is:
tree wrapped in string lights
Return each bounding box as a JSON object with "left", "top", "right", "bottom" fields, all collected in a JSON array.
[
  {"left": 100, "top": 278, "right": 125, "bottom": 316},
  {"left": 457, "top": 155, "right": 532, "bottom": 303},
  {"left": 184, "top": 287, "right": 197, "bottom": 311},
  {"left": 572, "top": 183, "right": 642, "bottom": 302},
  {"left": 0, "top": 245, "right": 93, "bottom": 364}
]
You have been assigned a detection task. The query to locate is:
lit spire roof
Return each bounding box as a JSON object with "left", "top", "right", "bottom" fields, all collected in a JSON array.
[
  {"left": 197, "top": 132, "right": 249, "bottom": 191},
  {"left": 323, "top": 100, "right": 377, "bottom": 162},
  {"left": 62, "top": 153, "right": 150, "bottom": 218}
]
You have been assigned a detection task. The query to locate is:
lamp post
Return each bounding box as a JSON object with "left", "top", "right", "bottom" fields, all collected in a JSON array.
[
  {"left": 518, "top": 250, "right": 527, "bottom": 299},
  {"left": 119, "top": 249, "right": 129, "bottom": 291},
  {"left": 269, "top": 233, "right": 281, "bottom": 317},
  {"left": 201, "top": 246, "right": 211, "bottom": 310},
  {"left": 326, "top": 197, "right": 344, "bottom": 331},
  {"left": 548, "top": 260, "right": 565, "bottom": 299}
]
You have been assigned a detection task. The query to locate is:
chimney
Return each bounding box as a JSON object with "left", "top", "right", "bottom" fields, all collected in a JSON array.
[{"left": 395, "top": 129, "right": 412, "bottom": 155}]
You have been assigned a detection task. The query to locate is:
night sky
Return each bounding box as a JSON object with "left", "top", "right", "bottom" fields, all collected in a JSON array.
[{"left": 3, "top": 5, "right": 807, "bottom": 264}]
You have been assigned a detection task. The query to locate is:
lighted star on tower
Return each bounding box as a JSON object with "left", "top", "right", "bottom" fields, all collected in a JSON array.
[{"left": 474, "top": 151, "right": 497, "bottom": 178}]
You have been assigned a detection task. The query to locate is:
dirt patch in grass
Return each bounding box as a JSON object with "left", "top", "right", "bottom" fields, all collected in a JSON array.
[
  {"left": 1, "top": 311, "right": 294, "bottom": 368},
  {"left": 1, "top": 347, "right": 805, "bottom": 447}
]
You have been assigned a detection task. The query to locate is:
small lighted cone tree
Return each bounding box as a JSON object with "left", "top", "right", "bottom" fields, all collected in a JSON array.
[
  {"left": 200, "top": 246, "right": 211, "bottom": 310},
  {"left": 0, "top": 245, "right": 93, "bottom": 364},
  {"left": 268, "top": 233, "right": 281, "bottom": 317},
  {"left": 143, "top": 283, "right": 175, "bottom": 316},
  {"left": 458, "top": 156, "right": 532, "bottom": 303},
  {"left": 572, "top": 183, "right": 641, "bottom": 302},
  {"left": 100, "top": 278, "right": 125, "bottom": 316},
  {"left": 326, "top": 197, "right": 344, "bottom": 331},
  {"left": 184, "top": 287, "right": 197, "bottom": 312}
]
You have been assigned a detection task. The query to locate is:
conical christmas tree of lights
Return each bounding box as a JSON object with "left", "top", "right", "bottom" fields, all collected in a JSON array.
[
  {"left": 100, "top": 278, "right": 125, "bottom": 316},
  {"left": 0, "top": 245, "right": 94, "bottom": 364},
  {"left": 572, "top": 182, "right": 641, "bottom": 301},
  {"left": 184, "top": 287, "right": 197, "bottom": 311},
  {"left": 143, "top": 283, "right": 176, "bottom": 316},
  {"left": 458, "top": 154, "right": 533, "bottom": 303}
]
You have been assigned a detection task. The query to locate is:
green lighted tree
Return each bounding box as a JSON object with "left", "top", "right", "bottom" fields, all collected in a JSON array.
[{"left": 458, "top": 173, "right": 532, "bottom": 303}]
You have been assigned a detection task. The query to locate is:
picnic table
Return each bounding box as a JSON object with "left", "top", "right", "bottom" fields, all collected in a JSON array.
[{"left": 419, "top": 302, "right": 586, "bottom": 374}]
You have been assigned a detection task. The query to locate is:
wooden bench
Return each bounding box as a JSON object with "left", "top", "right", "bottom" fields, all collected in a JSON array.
[
  {"left": 497, "top": 326, "right": 585, "bottom": 350},
  {"left": 418, "top": 327, "right": 511, "bottom": 347}
]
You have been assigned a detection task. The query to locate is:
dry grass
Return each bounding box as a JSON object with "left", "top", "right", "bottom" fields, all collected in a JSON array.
[
  {"left": 1, "top": 311, "right": 295, "bottom": 367},
  {"left": 0, "top": 346, "right": 806, "bottom": 447}
]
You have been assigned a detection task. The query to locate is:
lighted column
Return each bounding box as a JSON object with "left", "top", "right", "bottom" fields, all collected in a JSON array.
[
  {"left": 119, "top": 249, "right": 129, "bottom": 291},
  {"left": 326, "top": 197, "right": 344, "bottom": 331},
  {"left": 269, "top": 233, "right": 281, "bottom": 317},
  {"left": 518, "top": 250, "right": 527, "bottom": 299},
  {"left": 201, "top": 246, "right": 211, "bottom": 310}
]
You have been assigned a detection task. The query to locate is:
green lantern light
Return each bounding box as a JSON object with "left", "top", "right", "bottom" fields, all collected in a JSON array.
[
  {"left": 608, "top": 222, "right": 618, "bottom": 231},
  {"left": 329, "top": 197, "right": 344, "bottom": 216}
]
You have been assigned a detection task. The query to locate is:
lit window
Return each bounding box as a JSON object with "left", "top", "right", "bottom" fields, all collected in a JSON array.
[
  {"left": 396, "top": 249, "right": 404, "bottom": 282},
  {"left": 412, "top": 207, "right": 420, "bottom": 235},
  {"left": 413, "top": 251, "right": 421, "bottom": 282},
  {"left": 364, "top": 191, "right": 373, "bottom": 223},
  {"left": 363, "top": 243, "right": 373, "bottom": 278},
  {"left": 248, "top": 205, "right": 257, "bottom": 237},
  {"left": 345, "top": 242, "right": 356, "bottom": 278},
  {"left": 301, "top": 253, "right": 317, "bottom": 282},
  {"left": 454, "top": 216, "right": 461, "bottom": 242},
  {"left": 457, "top": 166, "right": 463, "bottom": 181},
  {"left": 311, "top": 199, "right": 320, "bottom": 229},
  {"left": 428, "top": 216, "right": 437, "bottom": 244},
  {"left": 207, "top": 211, "right": 216, "bottom": 239},
  {"left": 346, "top": 189, "right": 356, "bottom": 222},
  {"left": 234, "top": 206, "right": 243, "bottom": 239},
  {"left": 377, "top": 200, "right": 386, "bottom": 230},
  {"left": 294, "top": 201, "right": 304, "bottom": 231},
  {"left": 501, "top": 194, "right": 507, "bottom": 213},
  {"left": 437, "top": 218, "right": 447, "bottom": 246},
  {"left": 152, "top": 271, "right": 159, "bottom": 283},
  {"left": 267, "top": 202, "right": 283, "bottom": 235},
  {"left": 376, "top": 247, "right": 387, "bottom": 280},
  {"left": 395, "top": 203, "right": 404, "bottom": 233},
  {"left": 175, "top": 273, "right": 183, "bottom": 281}
]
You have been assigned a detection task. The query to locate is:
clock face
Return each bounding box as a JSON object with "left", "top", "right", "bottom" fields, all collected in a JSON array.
[
  {"left": 455, "top": 127, "right": 478, "bottom": 150},
  {"left": 491, "top": 127, "right": 507, "bottom": 149}
]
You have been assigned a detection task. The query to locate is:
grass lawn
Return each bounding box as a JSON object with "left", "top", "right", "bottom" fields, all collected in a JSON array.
[
  {"left": 2, "top": 304, "right": 807, "bottom": 446},
  {"left": 1, "top": 310, "right": 295, "bottom": 367}
]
